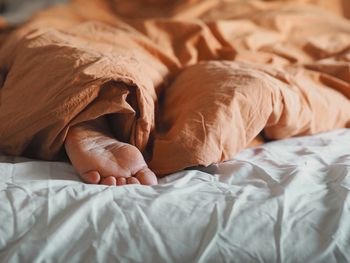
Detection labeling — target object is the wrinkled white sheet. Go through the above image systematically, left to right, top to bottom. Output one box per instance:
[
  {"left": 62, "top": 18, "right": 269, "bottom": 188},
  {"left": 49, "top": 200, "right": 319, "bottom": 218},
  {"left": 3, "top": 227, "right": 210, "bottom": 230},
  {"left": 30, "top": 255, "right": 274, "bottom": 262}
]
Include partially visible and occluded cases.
[{"left": 1, "top": 129, "right": 350, "bottom": 262}]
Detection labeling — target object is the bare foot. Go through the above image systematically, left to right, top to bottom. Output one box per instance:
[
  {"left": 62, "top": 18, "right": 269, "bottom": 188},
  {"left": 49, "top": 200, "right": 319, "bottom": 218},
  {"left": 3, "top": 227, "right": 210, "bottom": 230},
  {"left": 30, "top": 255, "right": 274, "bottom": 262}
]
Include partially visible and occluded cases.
[{"left": 64, "top": 117, "right": 158, "bottom": 186}]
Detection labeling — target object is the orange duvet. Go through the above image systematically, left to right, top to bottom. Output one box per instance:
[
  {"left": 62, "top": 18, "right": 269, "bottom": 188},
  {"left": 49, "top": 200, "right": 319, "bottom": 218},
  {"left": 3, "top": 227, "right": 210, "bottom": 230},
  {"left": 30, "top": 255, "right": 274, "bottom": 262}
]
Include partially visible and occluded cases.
[{"left": 0, "top": 0, "right": 349, "bottom": 175}]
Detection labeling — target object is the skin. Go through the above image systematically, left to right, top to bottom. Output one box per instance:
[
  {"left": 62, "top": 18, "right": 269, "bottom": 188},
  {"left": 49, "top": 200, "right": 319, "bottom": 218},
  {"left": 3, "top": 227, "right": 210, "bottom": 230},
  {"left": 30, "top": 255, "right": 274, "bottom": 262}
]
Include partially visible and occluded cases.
[{"left": 64, "top": 117, "right": 158, "bottom": 186}]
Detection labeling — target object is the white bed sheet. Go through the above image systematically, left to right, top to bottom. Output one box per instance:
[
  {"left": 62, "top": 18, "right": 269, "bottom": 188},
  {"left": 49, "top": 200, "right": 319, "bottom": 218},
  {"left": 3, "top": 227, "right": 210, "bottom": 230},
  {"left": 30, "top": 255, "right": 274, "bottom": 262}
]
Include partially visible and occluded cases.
[{"left": 1, "top": 129, "right": 350, "bottom": 262}]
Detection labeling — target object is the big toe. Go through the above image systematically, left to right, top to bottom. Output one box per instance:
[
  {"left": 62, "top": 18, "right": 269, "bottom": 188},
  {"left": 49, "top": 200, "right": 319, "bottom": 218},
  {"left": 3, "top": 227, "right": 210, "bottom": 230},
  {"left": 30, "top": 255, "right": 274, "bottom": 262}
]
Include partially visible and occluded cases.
[
  {"left": 135, "top": 168, "right": 158, "bottom": 185},
  {"left": 81, "top": 171, "right": 101, "bottom": 184}
]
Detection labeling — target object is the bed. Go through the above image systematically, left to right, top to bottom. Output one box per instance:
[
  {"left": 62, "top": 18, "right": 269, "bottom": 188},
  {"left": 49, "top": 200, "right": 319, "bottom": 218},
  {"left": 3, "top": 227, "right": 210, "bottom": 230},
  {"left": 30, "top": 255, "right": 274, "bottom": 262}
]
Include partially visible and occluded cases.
[
  {"left": 0, "top": 0, "right": 350, "bottom": 262},
  {"left": 1, "top": 129, "right": 350, "bottom": 262}
]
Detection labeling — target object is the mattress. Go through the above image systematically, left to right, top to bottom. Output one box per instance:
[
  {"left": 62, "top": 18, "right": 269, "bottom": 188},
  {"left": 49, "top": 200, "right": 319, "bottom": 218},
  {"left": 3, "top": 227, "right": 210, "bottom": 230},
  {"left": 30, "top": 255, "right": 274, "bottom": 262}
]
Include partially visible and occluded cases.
[{"left": 1, "top": 129, "right": 350, "bottom": 262}]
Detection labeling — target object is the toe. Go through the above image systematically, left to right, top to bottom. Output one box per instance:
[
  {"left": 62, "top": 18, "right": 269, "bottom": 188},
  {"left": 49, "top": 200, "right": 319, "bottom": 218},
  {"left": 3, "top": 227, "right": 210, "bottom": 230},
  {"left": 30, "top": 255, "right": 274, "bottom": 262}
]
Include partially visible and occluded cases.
[
  {"left": 135, "top": 168, "right": 158, "bottom": 185},
  {"left": 81, "top": 171, "right": 101, "bottom": 184},
  {"left": 100, "top": 176, "right": 117, "bottom": 186},
  {"left": 116, "top": 177, "right": 127, "bottom": 186},
  {"left": 127, "top": 177, "right": 140, "bottom": 184}
]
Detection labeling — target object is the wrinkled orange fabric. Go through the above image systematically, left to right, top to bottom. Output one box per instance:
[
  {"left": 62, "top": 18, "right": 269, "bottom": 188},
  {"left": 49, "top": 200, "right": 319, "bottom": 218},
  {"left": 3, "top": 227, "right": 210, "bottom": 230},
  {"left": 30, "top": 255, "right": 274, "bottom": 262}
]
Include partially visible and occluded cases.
[{"left": 0, "top": 0, "right": 349, "bottom": 175}]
